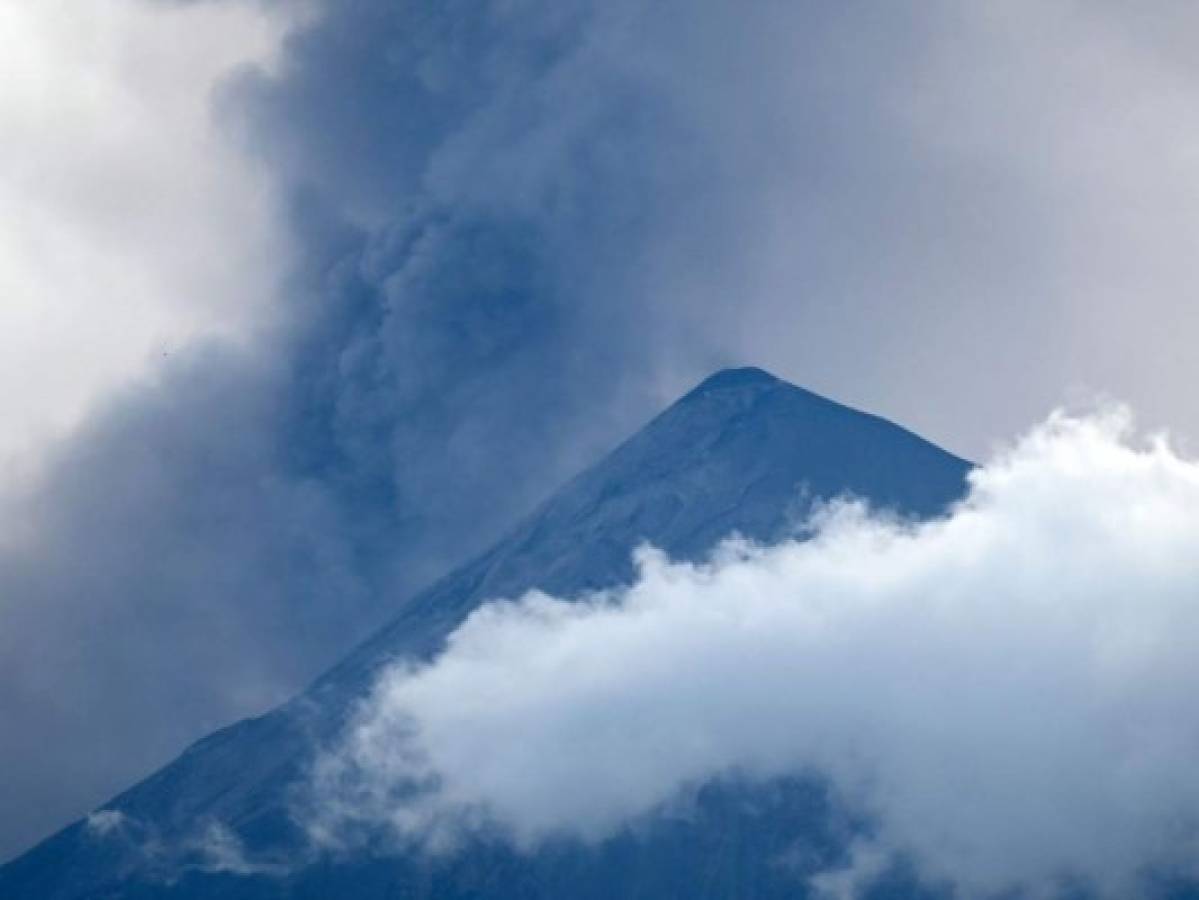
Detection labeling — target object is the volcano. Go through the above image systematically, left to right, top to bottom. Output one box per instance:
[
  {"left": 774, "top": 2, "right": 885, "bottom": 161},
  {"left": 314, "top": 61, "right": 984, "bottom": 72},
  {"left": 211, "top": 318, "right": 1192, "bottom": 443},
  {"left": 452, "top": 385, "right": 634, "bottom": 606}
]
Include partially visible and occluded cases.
[{"left": 0, "top": 368, "right": 971, "bottom": 899}]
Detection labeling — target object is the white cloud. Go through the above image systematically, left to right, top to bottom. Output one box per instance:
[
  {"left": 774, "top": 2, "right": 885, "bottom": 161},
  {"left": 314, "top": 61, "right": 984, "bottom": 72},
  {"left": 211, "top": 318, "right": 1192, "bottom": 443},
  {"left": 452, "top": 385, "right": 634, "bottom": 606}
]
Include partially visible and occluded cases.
[
  {"left": 0, "top": 0, "right": 295, "bottom": 481},
  {"left": 315, "top": 406, "right": 1199, "bottom": 898},
  {"left": 84, "top": 808, "right": 127, "bottom": 837},
  {"left": 83, "top": 810, "right": 291, "bottom": 880},
  {"left": 191, "top": 822, "right": 291, "bottom": 878},
  {"left": 808, "top": 839, "right": 892, "bottom": 900}
]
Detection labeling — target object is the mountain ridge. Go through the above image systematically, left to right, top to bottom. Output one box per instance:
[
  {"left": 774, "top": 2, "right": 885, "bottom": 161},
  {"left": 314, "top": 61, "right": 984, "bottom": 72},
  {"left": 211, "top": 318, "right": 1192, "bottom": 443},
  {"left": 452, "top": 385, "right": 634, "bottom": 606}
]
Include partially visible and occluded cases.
[{"left": 0, "top": 368, "right": 973, "bottom": 898}]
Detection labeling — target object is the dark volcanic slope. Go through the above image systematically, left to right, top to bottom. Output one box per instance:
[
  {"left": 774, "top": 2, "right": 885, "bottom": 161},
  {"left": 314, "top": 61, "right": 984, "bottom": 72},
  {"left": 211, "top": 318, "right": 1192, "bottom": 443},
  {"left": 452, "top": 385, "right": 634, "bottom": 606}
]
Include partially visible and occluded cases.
[{"left": 0, "top": 368, "right": 971, "bottom": 899}]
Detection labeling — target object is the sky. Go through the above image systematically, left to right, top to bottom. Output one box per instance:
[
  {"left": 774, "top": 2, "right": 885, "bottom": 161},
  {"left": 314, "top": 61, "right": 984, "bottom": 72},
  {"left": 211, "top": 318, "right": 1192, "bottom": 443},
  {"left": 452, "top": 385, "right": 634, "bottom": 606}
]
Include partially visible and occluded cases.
[{"left": 4, "top": 0, "right": 1199, "bottom": 865}]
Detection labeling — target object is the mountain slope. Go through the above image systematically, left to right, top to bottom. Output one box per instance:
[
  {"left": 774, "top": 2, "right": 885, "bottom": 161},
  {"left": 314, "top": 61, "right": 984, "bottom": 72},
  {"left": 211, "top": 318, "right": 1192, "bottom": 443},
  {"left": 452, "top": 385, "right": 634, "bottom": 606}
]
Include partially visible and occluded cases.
[{"left": 0, "top": 368, "right": 972, "bottom": 899}]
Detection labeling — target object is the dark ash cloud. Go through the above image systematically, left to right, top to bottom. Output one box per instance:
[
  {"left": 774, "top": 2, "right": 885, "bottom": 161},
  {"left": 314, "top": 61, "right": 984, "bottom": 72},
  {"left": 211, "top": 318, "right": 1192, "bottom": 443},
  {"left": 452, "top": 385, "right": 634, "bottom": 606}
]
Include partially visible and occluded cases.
[{"left": 8, "top": 0, "right": 1199, "bottom": 864}]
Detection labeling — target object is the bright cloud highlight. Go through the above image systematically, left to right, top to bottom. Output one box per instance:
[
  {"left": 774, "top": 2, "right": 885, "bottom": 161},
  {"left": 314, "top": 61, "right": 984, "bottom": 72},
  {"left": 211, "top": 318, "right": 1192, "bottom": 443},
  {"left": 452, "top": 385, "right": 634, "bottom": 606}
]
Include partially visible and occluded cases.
[
  {"left": 0, "top": 0, "right": 293, "bottom": 479},
  {"left": 315, "top": 408, "right": 1199, "bottom": 898}
]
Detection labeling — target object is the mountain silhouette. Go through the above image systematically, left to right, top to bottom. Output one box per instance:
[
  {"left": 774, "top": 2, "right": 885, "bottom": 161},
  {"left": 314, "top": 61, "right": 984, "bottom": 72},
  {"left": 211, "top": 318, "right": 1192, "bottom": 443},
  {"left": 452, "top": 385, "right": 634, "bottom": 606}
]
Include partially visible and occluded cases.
[{"left": 0, "top": 368, "right": 971, "bottom": 899}]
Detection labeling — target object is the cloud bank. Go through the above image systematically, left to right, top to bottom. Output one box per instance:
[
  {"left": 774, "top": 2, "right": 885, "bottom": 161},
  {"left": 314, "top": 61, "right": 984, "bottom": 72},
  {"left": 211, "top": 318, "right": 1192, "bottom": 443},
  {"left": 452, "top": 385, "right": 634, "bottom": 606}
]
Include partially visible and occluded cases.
[
  {"left": 0, "top": 0, "right": 292, "bottom": 480},
  {"left": 0, "top": 0, "right": 307, "bottom": 856},
  {"left": 11, "top": 0, "right": 1199, "bottom": 866},
  {"left": 317, "top": 409, "right": 1199, "bottom": 898}
]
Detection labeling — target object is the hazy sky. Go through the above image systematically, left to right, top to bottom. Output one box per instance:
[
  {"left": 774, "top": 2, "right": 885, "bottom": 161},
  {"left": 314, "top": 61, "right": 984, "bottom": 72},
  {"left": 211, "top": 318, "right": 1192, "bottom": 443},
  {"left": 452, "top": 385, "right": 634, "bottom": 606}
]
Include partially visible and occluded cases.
[{"left": 4, "top": 0, "right": 1199, "bottom": 862}]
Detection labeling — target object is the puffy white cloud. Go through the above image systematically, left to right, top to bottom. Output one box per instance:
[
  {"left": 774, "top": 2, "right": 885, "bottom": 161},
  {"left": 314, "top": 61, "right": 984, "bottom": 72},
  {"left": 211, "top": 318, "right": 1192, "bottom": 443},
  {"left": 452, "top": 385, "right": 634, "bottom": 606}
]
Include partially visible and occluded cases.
[
  {"left": 0, "top": 0, "right": 294, "bottom": 481},
  {"left": 316, "top": 407, "right": 1199, "bottom": 898}
]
